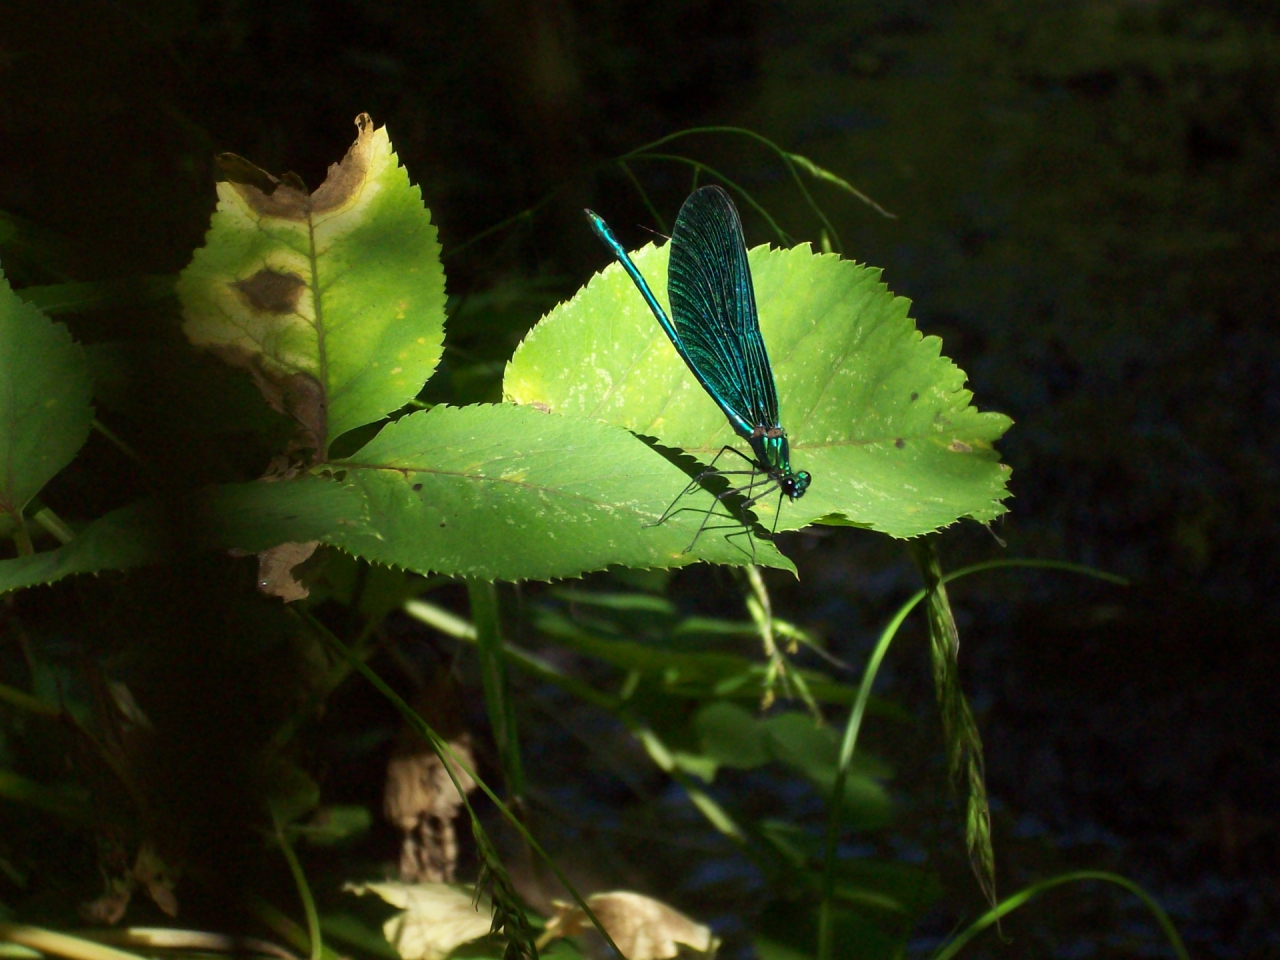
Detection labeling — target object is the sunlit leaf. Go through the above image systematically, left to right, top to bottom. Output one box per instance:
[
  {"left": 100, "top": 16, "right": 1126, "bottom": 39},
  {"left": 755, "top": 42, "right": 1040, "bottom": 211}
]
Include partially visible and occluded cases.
[
  {"left": 178, "top": 113, "right": 446, "bottom": 453},
  {"left": 505, "top": 242, "right": 1011, "bottom": 538},
  {"left": 206, "top": 404, "right": 793, "bottom": 581}
]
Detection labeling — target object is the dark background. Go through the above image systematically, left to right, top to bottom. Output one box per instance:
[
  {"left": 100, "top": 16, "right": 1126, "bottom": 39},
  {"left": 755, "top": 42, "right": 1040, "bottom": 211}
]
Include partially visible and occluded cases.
[{"left": 2, "top": 0, "right": 1278, "bottom": 957}]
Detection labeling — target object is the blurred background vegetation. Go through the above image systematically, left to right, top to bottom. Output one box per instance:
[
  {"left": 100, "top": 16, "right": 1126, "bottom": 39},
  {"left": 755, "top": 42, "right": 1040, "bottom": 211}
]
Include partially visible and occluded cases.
[{"left": 1, "top": 0, "right": 1277, "bottom": 957}]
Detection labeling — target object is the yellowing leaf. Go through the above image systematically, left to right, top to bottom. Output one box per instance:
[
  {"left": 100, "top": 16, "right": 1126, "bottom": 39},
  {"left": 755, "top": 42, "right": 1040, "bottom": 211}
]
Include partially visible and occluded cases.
[{"left": 178, "top": 113, "right": 446, "bottom": 455}]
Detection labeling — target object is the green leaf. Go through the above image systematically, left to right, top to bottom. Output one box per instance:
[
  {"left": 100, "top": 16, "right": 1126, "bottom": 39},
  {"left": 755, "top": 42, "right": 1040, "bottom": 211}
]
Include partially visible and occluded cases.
[
  {"left": 177, "top": 114, "right": 446, "bottom": 452},
  {"left": 505, "top": 242, "right": 1011, "bottom": 538},
  {"left": 0, "top": 267, "right": 93, "bottom": 520},
  {"left": 17, "top": 274, "right": 175, "bottom": 315},
  {"left": 207, "top": 404, "right": 793, "bottom": 581},
  {"left": 0, "top": 502, "right": 163, "bottom": 592},
  {"left": 536, "top": 611, "right": 777, "bottom": 693},
  {"left": 694, "top": 702, "right": 770, "bottom": 769},
  {"left": 689, "top": 703, "right": 895, "bottom": 826},
  {"left": 690, "top": 704, "right": 892, "bottom": 827},
  {"left": 761, "top": 712, "right": 892, "bottom": 785},
  {"left": 763, "top": 713, "right": 893, "bottom": 828},
  {"left": 670, "top": 751, "right": 719, "bottom": 782},
  {"left": 264, "top": 756, "right": 321, "bottom": 826},
  {"left": 0, "top": 768, "right": 91, "bottom": 824},
  {"left": 292, "top": 805, "right": 373, "bottom": 846},
  {"left": 830, "top": 860, "right": 941, "bottom": 917},
  {"left": 758, "top": 899, "right": 900, "bottom": 960},
  {"left": 321, "top": 913, "right": 402, "bottom": 960}
]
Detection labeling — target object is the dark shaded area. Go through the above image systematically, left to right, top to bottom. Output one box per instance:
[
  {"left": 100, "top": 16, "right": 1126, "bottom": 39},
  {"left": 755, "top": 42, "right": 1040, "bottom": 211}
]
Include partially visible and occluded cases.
[{"left": 1, "top": 1, "right": 1277, "bottom": 958}]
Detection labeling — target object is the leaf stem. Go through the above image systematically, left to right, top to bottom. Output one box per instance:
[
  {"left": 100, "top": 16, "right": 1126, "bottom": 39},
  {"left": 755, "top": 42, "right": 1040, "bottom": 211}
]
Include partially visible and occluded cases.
[
  {"left": 627, "top": 154, "right": 793, "bottom": 246},
  {"left": 617, "top": 161, "right": 668, "bottom": 235},
  {"left": 91, "top": 418, "right": 146, "bottom": 469},
  {"left": 29, "top": 503, "right": 74, "bottom": 544},
  {"left": 10, "top": 522, "right": 33, "bottom": 557},
  {"left": 467, "top": 579, "right": 526, "bottom": 802},
  {"left": 271, "top": 811, "right": 323, "bottom": 960}
]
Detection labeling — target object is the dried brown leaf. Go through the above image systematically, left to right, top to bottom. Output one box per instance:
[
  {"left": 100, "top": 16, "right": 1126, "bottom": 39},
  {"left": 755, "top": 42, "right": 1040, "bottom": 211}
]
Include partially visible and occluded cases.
[{"left": 256, "top": 540, "right": 320, "bottom": 602}]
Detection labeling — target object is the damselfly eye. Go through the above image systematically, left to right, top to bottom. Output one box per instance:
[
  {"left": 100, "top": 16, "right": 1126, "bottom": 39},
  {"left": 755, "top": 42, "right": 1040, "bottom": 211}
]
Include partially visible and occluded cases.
[{"left": 783, "top": 471, "right": 811, "bottom": 500}]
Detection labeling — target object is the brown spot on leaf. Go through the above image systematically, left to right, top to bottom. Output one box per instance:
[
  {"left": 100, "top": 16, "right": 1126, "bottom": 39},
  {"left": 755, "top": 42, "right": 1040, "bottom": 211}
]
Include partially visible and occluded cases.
[
  {"left": 232, "top": 269, "right": 306, "bottom": 314},
  {"left": 281, "top": 372, "right": 327, "bottom": 448},
  {"left": 895, "top": 437, "right": 905, "bottom": 448},
  {"left": 949, "top": 439, "right": 973, "bottom": 453}
]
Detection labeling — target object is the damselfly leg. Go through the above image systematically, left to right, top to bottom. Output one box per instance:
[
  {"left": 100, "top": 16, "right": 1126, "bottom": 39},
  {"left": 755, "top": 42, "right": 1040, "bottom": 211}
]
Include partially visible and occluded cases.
[{"left": 646, "top": 445, "right": 783, "bottom": 557}]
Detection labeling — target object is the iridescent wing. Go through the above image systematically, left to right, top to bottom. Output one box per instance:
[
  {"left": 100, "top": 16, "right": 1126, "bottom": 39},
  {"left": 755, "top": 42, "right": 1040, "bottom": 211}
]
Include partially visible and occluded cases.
[{"left": 666, "top": 186, "right": 779, "bottom": 439}]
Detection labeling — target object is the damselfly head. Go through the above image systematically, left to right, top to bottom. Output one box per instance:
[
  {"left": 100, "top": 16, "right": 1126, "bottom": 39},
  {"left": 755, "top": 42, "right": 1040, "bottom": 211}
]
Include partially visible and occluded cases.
[{"left": 782, "top": 470, "right": 811, "bottom": 500}]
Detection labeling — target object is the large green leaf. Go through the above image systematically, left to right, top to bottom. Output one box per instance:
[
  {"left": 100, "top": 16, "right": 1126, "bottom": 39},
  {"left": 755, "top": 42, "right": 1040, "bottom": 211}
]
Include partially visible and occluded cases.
[
  {"left": 177, "top": 113, "right": 446, "bottom": 453},
  {"left": 504, "top": 242, "right": 1011, "bottom": 538},
  {"left": 0, "top": 267, "right": 93, "bottom": 520},
  {"left": 208, "top": 404, "right": 792, "bottom": 581}
]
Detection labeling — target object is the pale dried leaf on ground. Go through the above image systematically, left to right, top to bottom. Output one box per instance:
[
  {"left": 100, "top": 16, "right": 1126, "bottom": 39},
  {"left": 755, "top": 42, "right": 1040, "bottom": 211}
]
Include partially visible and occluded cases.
[
  {"left": 345, "top": 881, "right": 493, "bottom": 960},
  {"left": 542, "top": 891, "right": 719, "bottom": 960}
]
